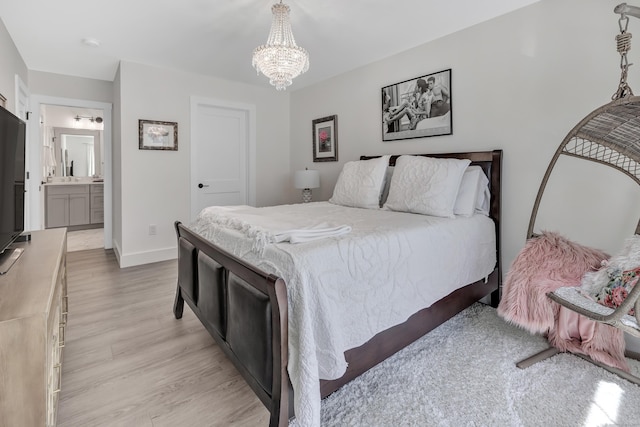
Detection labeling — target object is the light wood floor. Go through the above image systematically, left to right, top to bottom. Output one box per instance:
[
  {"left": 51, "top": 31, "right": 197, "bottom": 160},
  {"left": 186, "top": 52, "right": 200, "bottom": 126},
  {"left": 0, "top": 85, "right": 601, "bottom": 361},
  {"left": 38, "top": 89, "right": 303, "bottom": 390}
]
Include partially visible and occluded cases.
[
  {"left": 66, "top": 228, "right": 104, "bottom": 252},
  {"left": 58, "top": 249, "right": 270, "bottom": 426}
]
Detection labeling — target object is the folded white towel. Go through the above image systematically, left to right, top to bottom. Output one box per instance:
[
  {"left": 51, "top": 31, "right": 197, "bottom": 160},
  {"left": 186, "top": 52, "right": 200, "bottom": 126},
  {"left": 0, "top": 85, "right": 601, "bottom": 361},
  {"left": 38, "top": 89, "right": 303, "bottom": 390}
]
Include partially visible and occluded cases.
[
  {"left": 193, "top": 206, "right": 352, "bottom": 253},
  {"left": 273, "top": 224, "right": 352, "bottom": 244}
]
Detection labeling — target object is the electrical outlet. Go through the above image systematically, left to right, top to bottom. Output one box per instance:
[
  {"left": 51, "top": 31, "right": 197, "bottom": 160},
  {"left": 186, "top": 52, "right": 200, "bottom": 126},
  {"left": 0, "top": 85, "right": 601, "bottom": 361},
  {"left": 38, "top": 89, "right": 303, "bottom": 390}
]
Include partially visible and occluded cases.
[{"left": 149, "top": 224, "right": 157, "bottom": 235}]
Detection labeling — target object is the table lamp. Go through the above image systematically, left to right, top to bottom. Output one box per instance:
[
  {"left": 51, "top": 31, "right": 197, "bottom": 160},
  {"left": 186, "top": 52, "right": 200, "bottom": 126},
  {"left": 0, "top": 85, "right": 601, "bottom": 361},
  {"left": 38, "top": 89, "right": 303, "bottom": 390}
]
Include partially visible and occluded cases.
[{"left": 294, "top": 168, "right": 320, "bottom": 203}]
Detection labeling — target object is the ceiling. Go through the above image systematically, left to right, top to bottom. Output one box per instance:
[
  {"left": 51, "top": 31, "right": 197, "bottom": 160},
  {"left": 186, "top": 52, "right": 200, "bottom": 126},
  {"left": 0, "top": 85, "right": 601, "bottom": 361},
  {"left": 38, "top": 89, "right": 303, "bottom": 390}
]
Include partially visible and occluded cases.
[{"left": 1, "top": 0, "right": 540, "bottom": 91}]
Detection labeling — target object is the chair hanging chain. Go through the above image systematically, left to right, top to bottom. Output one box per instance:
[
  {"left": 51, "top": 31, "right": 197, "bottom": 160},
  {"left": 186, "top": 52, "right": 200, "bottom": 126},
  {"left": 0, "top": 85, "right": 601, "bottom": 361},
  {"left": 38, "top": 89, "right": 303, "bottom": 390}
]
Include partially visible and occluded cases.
[{"left": 613, "top": 13, "right": 635, "bottom": 99}]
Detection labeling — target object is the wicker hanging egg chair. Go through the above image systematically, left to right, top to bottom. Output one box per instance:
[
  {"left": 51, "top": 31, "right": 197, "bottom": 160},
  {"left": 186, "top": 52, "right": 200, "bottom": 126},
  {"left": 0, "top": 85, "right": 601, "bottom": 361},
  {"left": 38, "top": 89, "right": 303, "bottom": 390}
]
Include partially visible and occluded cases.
[
  {"left": 518, "top": 3, "right": 640, "bottom": 384},
  {"left": 527, "top": 96, "right": 640, "bottom": 239}
]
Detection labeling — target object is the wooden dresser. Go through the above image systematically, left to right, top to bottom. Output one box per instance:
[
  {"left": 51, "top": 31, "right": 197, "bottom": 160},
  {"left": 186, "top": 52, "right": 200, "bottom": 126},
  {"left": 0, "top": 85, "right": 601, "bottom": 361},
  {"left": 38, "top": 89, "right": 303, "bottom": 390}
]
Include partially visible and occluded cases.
[{"left": 0, "top": 228, "right": 68, "bottom": 426}]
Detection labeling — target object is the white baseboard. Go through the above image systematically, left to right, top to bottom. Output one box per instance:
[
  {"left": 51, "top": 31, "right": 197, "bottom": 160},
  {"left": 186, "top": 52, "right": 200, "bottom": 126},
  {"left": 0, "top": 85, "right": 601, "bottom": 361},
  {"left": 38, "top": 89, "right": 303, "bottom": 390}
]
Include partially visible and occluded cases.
[
  {"left": 112, "top": 240, "right": 123, "bottom": 266},
  {"left": 117, "top": 246, "right": 177, "bottom": 268}
]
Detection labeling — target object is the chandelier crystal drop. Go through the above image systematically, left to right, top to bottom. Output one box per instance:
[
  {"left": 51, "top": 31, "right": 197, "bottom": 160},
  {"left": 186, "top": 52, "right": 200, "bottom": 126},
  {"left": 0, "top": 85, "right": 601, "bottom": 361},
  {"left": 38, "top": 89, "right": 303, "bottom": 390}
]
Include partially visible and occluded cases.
[{"left": 252, "top": 1, "right": 309, "bottom": 90}]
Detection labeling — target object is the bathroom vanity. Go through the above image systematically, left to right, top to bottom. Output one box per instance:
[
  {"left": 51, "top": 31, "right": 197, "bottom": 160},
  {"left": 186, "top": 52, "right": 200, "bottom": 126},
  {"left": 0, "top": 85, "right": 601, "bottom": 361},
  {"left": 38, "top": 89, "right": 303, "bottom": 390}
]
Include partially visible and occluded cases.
[{"left": 45, "top": 182, "right": 103, "bottom": 229}]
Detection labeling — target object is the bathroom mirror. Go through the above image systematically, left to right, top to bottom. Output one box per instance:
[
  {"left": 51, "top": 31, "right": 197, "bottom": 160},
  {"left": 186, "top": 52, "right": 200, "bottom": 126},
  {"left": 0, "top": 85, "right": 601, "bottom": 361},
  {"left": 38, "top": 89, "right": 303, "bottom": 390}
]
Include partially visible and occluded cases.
[{"left": 52, "top": 128, "right": 102, "bottom": 177}]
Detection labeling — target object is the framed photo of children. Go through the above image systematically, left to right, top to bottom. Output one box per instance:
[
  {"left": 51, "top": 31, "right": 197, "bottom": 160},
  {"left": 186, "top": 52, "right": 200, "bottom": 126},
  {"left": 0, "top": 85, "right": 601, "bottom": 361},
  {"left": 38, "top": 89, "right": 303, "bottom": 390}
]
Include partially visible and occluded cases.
[
  {"left": 381, "top": 68, "right": 452, "bottom": 141},
  {"left": 312, "top": 115, "right": 338, "bottom": 162}
]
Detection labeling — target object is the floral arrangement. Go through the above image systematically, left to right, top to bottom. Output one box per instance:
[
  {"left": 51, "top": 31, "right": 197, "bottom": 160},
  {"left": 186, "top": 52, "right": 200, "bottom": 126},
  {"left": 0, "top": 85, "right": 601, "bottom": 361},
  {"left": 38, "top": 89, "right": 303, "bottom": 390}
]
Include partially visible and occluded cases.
[{"left": 319, "top": 130, "right": 329, "bottom": 143}]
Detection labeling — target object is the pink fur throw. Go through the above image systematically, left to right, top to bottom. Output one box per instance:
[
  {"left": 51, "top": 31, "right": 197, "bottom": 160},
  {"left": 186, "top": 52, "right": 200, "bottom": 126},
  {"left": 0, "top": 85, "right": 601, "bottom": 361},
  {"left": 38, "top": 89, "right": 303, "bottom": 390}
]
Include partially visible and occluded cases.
[{"left": 498, "top": 231, "right": 629, "bottom": 371}]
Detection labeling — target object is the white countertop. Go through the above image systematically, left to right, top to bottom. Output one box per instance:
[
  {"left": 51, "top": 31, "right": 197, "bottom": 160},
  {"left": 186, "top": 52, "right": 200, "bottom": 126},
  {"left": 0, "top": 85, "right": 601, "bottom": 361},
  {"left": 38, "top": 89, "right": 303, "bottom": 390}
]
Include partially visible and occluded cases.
[{"left": 44, "top": 180, "right": 103, "bottom": 186}]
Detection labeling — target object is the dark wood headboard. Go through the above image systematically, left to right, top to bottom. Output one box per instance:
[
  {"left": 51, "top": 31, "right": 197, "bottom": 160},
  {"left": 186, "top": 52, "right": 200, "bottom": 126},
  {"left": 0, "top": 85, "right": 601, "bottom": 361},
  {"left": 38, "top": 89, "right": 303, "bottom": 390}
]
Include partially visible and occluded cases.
[
  {"left": 360, "top": 149, "right": 503, "bottom": 279},
  {"left": 360, "top": 150, "right": 501, "bottom": 222}
]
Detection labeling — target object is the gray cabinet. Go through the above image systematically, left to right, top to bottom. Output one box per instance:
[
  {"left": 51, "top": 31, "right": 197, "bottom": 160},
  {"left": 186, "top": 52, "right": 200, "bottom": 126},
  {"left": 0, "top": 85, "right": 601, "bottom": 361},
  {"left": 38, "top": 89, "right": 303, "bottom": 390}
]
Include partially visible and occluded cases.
[
  {"left": 46, "top": 184, "right": 100, "bottom": 229},
  {"left": 90, "top": 184, "right": 104, "bottom": 224},
  {"left": 46, "top": 193, "right": 70, "bottom": 228},
  {"left": 69, "top": 193, "right": 90, "bottom": 225}
]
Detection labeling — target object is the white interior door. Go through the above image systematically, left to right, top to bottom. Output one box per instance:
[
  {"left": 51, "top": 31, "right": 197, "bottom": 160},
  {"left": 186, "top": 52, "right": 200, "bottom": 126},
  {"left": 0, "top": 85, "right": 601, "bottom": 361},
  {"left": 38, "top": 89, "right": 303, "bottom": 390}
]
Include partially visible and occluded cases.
[{"left": 191, "top": 98, "right": 256, "bottom": 220}]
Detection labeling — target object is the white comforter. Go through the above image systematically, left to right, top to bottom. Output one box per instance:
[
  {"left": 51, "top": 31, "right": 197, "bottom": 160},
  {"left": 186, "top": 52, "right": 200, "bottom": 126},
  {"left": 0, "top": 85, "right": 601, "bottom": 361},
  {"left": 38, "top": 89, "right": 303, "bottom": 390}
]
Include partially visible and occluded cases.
[{"left": 190, "top": 202, "right": 496, "bottom": 427}]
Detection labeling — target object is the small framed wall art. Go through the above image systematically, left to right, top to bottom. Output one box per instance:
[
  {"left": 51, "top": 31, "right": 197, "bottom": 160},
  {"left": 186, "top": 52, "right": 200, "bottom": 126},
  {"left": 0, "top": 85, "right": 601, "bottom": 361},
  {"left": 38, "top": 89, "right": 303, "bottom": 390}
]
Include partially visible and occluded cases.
[
  {"left": 382, "top": 68, "right": 452, "bottom": 141},
  {"left": 312, "top": 115, "right": 338, "bottom": 162},
  {"left": 139, "top": 119, "right": 178, "bottom": 151}
]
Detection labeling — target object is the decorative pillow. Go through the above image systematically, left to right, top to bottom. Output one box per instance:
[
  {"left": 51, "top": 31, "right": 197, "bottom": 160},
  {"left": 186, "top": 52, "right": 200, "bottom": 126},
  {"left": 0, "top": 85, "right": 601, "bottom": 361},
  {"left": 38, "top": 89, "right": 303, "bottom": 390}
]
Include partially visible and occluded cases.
[
  {"left": 329, "top": 155, "right": 390, "bottom": 209},
  {"left": 383, "top": 155, "right": 471, "bottom": 218},
  {"left": 453, "top": 166, "right": 490, "bottom": 217},
  {"left": 580, "top": 235, "right": 640, "bottom": 315},
  {"left": 593, "top": 267, "right": 639, "bottom": 315}
]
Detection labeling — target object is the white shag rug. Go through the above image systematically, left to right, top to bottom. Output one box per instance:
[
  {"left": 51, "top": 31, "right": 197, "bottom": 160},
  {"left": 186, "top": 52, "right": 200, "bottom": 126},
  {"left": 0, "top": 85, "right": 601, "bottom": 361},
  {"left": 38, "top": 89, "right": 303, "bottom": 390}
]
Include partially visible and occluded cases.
[{"left": 291, "top": 303, "right": 640, "bottom": 427}]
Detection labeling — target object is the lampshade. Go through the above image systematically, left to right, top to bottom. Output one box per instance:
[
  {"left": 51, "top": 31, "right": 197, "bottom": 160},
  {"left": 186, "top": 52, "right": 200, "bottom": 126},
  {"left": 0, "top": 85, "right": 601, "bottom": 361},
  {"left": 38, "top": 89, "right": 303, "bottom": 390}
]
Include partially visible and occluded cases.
[
  {"left": 252, "top": 1, "right": 309, "bottom": 90},
  {"left": 294, "top": 169, "right": 319, "bottom": 189}
]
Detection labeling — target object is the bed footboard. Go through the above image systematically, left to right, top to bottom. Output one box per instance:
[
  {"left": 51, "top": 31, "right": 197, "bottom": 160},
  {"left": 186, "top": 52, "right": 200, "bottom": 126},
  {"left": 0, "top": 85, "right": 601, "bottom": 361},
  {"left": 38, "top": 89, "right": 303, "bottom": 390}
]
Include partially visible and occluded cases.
[{"left": 173, "top": 221, "right": 289, "bottom": 427}]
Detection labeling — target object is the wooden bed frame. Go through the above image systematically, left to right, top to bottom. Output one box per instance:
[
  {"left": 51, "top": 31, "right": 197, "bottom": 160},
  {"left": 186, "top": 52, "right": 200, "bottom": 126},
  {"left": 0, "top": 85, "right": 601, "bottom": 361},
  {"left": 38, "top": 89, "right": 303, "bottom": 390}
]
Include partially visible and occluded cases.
[{"left": 173, "top": 149, "right": 502, "bottom": 426}]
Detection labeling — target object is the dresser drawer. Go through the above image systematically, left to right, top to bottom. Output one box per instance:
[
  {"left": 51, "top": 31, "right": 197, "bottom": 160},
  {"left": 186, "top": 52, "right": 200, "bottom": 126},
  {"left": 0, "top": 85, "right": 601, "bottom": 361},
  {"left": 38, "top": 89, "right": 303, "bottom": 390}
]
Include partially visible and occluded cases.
[{"left": 0, "top": 229, "right": 67, "bottom": 426}]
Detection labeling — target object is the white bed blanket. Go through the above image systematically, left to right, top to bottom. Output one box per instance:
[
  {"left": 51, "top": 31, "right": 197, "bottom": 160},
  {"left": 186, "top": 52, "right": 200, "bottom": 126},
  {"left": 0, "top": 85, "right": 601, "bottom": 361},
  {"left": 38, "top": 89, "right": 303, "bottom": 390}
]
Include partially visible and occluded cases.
[
  {"left": 191, "top": 202, "right": 496, "bottom": 427},
  {"left": 192, "top": 204, "right": 351, "bottom": 252}
]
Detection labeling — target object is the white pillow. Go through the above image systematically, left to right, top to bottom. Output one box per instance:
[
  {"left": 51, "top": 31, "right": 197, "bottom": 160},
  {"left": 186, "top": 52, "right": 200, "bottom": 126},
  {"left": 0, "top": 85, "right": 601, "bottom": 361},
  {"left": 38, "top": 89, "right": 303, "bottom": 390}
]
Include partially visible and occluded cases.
[
  {"left": 329, "top": 155, "right": 390, "bottom": 209},
  {"left": 383, "top": 155, "right": 471, "bottom": 218},
  {"left": 454, "top": 166, "right": 490, "bottom": 217}
]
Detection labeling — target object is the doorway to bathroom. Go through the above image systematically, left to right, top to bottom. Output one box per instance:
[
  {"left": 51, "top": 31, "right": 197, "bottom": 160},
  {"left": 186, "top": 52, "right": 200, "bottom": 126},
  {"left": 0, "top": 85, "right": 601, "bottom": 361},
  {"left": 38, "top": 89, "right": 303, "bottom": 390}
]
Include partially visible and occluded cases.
[{"left": 27, "top": 95, "right": 113, "bottom": 249}]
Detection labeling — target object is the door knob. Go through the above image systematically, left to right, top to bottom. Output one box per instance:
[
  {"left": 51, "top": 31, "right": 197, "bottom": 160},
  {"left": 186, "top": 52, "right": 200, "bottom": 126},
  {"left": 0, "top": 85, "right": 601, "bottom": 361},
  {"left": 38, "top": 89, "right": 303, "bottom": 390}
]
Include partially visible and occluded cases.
[{"left": 198, "top": 183, "right": 209, "bottom": 188}]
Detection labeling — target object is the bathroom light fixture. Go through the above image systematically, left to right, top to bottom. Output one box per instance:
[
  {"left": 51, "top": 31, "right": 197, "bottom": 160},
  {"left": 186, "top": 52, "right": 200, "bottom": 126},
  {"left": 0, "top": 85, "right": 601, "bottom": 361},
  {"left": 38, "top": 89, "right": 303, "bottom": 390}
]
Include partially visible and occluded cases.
[
  {"left": 252, "top": 0, "right": 309, "bottom": 90},
  {"left": 73, "top": 115, "right": 103, "bottom": 129},
  {"left": 74, "top": 115, "right": 102, "bottom": 123},
  {"left": 294, "top": 168, "right": 319, "bottom": 203}
]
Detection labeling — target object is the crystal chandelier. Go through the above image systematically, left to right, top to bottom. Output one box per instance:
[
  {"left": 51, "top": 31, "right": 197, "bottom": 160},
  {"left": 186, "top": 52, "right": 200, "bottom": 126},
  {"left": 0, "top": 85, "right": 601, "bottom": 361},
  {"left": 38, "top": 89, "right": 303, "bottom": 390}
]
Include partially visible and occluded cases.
[{"left": 252, "top": 0, "right": 309, "bottom": 90}]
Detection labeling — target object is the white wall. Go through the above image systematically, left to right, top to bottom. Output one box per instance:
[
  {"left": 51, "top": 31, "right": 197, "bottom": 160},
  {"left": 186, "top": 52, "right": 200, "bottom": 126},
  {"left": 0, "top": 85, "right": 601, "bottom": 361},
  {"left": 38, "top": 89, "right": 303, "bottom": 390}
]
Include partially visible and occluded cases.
[
  {"left": 290, "top": 0, "right": 640, "bottom": 275},
  {"left": 0, "top": 17, "right": 27, "bottom": 112},
  {"left": 115, "top": 61, "right": 290, "bottom": 267},
  {"left": 28, "top": 71, "right": 113, "bottom": 104}
]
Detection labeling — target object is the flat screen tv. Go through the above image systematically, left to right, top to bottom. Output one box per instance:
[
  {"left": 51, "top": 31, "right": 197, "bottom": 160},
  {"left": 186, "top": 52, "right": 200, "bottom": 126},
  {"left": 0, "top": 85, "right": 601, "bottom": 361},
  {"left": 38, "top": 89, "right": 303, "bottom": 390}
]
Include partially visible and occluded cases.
[{"left": 0, "top": 107, "right": 26, "bottom": 257}]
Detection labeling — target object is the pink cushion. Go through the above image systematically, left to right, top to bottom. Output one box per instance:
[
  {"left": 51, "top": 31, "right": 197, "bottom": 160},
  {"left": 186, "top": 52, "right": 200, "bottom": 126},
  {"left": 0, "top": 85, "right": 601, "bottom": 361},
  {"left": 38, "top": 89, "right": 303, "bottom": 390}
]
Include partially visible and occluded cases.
[
  {"left": 498, "top": 231, "right": 629, "bottom": 372},
  {"left": 498, "top": 231, "right": 607, "bottom": 334}
]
